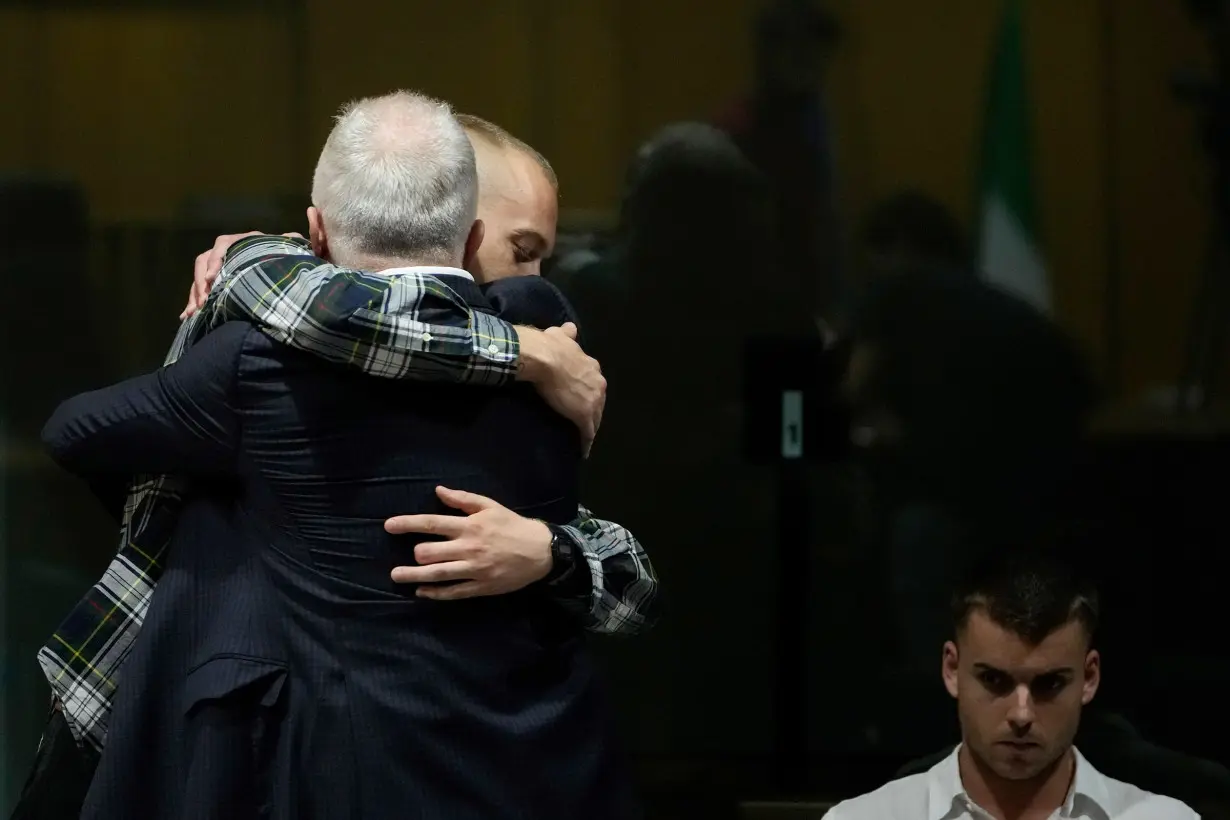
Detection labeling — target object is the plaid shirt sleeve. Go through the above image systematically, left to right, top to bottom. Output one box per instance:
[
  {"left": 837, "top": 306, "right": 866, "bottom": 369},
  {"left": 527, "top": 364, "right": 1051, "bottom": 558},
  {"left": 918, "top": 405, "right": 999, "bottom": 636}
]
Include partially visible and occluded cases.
[
  {"left": 206, "top": 235, "right": 521, "bottom": 385},
  {"left": 546, "top": 506, "right": 661, "bottom": 636}
]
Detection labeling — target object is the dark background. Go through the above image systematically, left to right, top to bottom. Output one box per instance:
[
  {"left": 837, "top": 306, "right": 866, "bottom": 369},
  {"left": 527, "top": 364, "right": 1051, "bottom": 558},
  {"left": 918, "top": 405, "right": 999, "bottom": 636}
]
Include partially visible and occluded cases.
[{"left": 3, "top": 0, "right": 1229, "bottom": 816}]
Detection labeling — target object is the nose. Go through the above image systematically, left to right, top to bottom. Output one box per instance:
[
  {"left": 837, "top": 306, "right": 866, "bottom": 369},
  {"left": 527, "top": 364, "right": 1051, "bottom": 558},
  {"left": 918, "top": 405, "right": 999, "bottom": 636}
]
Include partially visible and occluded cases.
[{"left": 1006, "top": 684, "right": 1035, "bottom": 734}]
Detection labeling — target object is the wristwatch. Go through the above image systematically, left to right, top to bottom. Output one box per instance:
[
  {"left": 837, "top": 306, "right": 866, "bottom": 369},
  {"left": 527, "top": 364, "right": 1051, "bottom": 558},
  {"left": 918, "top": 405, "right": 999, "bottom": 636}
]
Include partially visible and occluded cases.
[{"left": 542, "top": 522, "right": 580, "bottom": 586}]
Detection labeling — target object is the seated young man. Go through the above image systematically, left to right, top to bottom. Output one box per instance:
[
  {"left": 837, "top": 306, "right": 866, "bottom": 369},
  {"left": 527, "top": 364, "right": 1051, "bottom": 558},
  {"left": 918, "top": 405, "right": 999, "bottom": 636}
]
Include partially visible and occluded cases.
[{"left": 824, "top": 550, "right": 1199, "bottom": 819}]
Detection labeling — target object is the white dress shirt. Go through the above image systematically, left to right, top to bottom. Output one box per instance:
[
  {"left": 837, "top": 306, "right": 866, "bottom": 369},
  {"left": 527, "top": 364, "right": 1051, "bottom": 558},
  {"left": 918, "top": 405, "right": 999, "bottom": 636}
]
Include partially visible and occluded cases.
[{"left": 823, "top": 745, "right": 1199, "bottom": 820}]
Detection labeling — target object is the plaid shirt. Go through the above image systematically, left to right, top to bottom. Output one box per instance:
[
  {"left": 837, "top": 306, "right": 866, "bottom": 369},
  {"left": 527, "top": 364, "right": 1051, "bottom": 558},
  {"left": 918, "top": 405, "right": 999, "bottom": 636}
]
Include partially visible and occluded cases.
[{"left": 40, "top": 235, "right": 659, "bottom": 751}]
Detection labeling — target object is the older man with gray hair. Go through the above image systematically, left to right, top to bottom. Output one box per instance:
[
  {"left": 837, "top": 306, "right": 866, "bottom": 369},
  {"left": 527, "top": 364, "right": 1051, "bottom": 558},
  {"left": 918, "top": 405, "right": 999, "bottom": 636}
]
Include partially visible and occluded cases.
[
  {"left": 27, "top": 90, "right": 644, "bottom": 820},
  {"left": 309, "top": 92, "right": 483, "bottom": 269}
]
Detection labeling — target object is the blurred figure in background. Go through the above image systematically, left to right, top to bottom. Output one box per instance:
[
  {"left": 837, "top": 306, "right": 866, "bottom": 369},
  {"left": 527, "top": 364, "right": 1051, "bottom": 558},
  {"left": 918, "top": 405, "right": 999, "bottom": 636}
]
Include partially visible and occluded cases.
[
  {"left": 717, "top": 0, "right": 843, "bottom": 316},
  {"left": 562, "top": 121, "right": 817, "bottom": 767},
  {"left": 571, "top": 121, "right": 815, "bottom": 446},
  {"left": 819, "top": 188, "right": 972, "bottom": 341},
  {"left": 856, "top": 189, "right": 972, "bottom": 281},
  {"left": 844, "top": 259, "right": 1097, "bottom": 756}
]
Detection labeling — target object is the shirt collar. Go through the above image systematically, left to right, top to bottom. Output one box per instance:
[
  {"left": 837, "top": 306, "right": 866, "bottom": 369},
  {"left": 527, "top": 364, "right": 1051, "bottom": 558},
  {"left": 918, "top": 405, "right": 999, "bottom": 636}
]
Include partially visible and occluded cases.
[
  {"left": 377, "top": 265, "right": 474, "bottom": 281},
  {"left": 928, "top": 745, "right": 1111, "bottom": 820},
  {"left": 927, "top": 747, "right": 967, "bottom": 820},
  {"left": 1064, "top": 747, "right": 1113, "bottom": 818}
]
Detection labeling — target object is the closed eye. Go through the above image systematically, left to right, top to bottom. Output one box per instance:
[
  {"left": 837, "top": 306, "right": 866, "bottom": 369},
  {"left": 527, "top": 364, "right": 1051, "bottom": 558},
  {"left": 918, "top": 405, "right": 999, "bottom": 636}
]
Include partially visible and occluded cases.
[{"left": 510, "top": 229, "right": 549, "bottom": 264}]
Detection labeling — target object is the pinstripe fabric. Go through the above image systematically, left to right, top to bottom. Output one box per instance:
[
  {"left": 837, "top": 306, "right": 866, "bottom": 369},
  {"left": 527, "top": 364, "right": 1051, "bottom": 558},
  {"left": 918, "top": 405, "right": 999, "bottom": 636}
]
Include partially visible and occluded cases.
[
  {"left": 37, "top": 235, "right": 521, "bottom": 752},
  {"left": 38, "top": 235, "right": 660, "bottom": 753}
]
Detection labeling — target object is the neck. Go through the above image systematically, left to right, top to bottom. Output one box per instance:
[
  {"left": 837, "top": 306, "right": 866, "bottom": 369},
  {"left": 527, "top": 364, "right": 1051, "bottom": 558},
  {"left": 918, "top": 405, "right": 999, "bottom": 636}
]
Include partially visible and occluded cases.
[
  {"left": 331, "top": 252, "right": 461, "bottom": 272},
  {"left": 958, "top": 745, "right": 1075, "bottom": 820}
]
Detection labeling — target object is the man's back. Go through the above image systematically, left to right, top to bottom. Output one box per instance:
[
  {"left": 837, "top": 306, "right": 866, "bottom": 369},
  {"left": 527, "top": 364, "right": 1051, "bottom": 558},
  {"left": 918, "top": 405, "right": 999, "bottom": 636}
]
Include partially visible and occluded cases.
[
  {"left": 57, "top": 277, "right": 628, "bottom": 820},
  {"left": 234, "top": 323, "right": 599, "bottom": 818},
  {"left": 238, "top": 325, "right": 579, "bottom": 591}
]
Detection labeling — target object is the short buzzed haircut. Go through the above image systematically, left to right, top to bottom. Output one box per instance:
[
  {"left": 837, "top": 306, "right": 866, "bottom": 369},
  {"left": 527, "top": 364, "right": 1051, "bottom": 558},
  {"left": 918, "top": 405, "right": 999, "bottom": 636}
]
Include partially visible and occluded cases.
[
  {"left": 456, "top": 113, "right": 558, "bottom": 191},
  {"left": 952, "top": 548, "right": 1100, "bottom": 646}
]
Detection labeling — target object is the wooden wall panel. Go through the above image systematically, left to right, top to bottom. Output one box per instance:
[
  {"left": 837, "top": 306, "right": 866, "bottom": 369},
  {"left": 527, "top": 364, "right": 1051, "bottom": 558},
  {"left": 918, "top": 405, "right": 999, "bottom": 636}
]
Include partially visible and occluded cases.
[
  {"left": 0, "top": 0, "right": 1217, "bottom": 396},
  {"left": 301, "top": 0, "right": 536, "bottom": 175},
  {"left": 530, "top": 0, "right": 622, "bottom": 210},
  {"left": 615, "top": 0, "right": 752, "bottom": 153},
  {"left": 1026, "top": 0, "right": 1109, "bottom": 376},
  {"left": 1111, "top": 2, "right": 1210, "bottom": 395},
  {"left": 0, "top": 9, "right": 298, "bottom": 221},
  {"left": 0, "top": 9, "right": 43, "bottom": 169}
]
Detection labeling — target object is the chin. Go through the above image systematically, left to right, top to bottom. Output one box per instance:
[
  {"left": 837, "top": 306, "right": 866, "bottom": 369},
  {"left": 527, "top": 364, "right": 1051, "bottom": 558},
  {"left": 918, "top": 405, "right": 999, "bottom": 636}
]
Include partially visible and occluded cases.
[
  {"left": 989, "top": 747, "right": 1054, "bottom": 781},
  {"left": 992, "top": 761, "right": 1046, "bottom": 781}
]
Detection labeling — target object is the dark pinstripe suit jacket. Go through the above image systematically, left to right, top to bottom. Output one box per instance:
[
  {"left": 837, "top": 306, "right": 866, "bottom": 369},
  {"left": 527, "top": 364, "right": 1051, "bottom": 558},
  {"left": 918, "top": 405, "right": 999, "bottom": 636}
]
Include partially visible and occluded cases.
[{"left": 43, "top": 276, "right": 637, "bottom": 820}]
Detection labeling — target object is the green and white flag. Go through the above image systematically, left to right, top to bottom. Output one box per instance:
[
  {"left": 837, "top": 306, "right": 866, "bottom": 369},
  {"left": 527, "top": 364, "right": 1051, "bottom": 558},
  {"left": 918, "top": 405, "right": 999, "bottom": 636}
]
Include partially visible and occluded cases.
[{"left": 978, "top": 0, "right": 1050, "bottom": 313}]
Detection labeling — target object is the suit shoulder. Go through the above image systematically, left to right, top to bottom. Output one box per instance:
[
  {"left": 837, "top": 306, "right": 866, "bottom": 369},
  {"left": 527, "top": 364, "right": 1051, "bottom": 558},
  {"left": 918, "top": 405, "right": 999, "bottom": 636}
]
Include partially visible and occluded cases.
[
  {"left": 482, "top": 274, "right": 567, "bottom": 302},
  {"left": 481, "top": 276, "right": 577, "bottom": 331},
  {"left": 209, "top": 318, "right": 259, "bottom": 341},
  {"left": 197, "top": 319, "right": 266, "bottom": 362},
  {"left": 217, "top": 319, "right": 307, "bottom": 382},
  {"left": 176, "top": 320, "right": 259, "bottom": 380},
  {"left": 225, "top": 320, "right": 306, "bottom": 365},
  {"left": 822, "top": 771, "right": 932, "bottom": 818}
]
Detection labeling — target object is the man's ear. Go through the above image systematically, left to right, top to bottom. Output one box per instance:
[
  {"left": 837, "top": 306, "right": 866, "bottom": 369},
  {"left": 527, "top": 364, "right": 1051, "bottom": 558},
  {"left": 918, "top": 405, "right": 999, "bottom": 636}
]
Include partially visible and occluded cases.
[
  {"left": 307, "top": 206, "right": 330, "bottom": 261},
  {"left": 462, "top": 219, "right": 485, "bottom": 275},
  {"left": 942, "top": 641, "right": 961, "bottom": 699},
  {"left": 1081, "top": 649, "right": 1101, "bottom": 706}
]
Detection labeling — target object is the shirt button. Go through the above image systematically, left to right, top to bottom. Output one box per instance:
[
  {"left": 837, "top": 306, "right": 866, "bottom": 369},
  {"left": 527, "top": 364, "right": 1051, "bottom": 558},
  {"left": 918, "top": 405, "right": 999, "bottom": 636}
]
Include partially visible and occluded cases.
[
  {"left": 421, "top": 333, "right": 432, "bottom": 342},
  {"left": 488, "top": 344, "right": 499, "bottom": 353}
]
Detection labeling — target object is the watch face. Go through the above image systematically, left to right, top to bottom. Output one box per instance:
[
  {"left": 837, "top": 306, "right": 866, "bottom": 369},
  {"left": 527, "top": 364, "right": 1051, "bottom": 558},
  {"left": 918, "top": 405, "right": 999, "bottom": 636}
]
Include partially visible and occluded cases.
[{"left": 547, "top": 527, "right": 573, "bottom": 579}]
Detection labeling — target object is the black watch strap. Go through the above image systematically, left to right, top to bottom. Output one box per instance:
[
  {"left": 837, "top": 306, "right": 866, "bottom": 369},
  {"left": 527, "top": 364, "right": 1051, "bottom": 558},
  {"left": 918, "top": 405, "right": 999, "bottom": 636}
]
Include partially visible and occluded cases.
[
  {"left": 542, "top": 522, "right": 581, "bottom": 587},
  {"left": 543, "top": 523, "right": 570, "bottom": 580}
]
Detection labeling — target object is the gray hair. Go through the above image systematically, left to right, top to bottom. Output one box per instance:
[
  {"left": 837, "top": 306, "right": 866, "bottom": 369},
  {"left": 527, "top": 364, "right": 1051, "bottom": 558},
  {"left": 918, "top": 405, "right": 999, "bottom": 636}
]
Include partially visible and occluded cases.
[{"left": 311, "top": 91, "right": 478, "bottom": 265}]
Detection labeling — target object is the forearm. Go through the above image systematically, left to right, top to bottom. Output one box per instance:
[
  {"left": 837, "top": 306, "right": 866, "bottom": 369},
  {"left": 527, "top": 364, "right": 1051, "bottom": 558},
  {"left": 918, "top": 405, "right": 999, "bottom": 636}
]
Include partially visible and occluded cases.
[
  {"left": 211, "top": 236, "right": 525, "bottom": 385},
  {"left": 512, "top": 327, "right": 556, "bottom": 384},
  {"left": 547, "top": 507, "right": 661, "bottom": 636}
]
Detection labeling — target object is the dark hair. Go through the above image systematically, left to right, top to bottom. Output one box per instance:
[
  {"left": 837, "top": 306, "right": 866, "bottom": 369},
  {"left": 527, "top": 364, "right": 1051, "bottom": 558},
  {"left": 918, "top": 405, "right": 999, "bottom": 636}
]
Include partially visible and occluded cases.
[
  {"left": 618, "top": 122, "right": 771, "bottom": 253},
  {"left": 859, "top": 189, "right": 971, "bottom": 271},
  {"left": 846, "top": 265, "right": 1099, "bottom": 439},
  {"left": 952, "top": 549, "right": 1100, "bottom": 646}
]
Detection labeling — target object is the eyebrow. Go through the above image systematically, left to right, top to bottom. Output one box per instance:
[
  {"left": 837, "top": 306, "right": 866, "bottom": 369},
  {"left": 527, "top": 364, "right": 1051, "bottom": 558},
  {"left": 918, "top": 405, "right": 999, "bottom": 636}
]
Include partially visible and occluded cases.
[{"left": 973, "top": 662, "right": 1075, "bottom": 678}]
